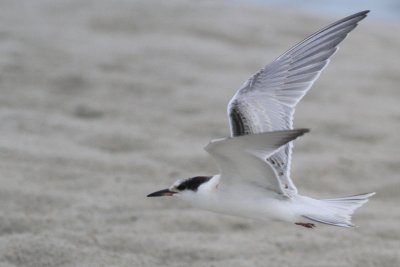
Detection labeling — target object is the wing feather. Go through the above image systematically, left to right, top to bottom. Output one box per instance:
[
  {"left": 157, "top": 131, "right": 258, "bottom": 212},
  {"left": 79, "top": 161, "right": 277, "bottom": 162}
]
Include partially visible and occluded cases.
[
  {"left": 227, "top": 11, "right": 369, "bottom": 197},
  {"left": 205, "top": 129, "right": 309, "bottom": 195}
]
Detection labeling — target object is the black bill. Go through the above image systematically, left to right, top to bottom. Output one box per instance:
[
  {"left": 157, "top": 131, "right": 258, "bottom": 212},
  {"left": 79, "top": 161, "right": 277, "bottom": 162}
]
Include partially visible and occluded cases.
[{"left": 147, "top": 188, "right": 176, "bottom": 197}]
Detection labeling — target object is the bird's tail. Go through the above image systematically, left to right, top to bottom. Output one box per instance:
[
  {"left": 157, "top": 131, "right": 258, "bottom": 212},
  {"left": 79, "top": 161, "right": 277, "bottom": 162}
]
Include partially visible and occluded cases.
[{"left": 300, "top": 192, "right": 376, "bottom": 227}]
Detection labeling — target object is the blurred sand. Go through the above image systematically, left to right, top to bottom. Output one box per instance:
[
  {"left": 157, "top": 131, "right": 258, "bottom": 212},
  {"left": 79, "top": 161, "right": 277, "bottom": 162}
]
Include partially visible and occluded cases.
[{"left": 0, "top": 0, "right": 399, "bottom": 266}]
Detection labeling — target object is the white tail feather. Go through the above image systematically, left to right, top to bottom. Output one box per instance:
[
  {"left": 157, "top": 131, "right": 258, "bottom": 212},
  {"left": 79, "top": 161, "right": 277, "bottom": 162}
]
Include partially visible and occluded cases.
[{"left": 301, "top": 192, "right": 376, "bottom": 227}]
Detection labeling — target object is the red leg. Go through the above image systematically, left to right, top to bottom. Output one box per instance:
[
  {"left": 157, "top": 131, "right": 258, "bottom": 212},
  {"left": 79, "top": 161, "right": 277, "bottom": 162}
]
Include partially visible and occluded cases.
[{"left": 295, "top": 222, "right": 315, "bottom": 228}]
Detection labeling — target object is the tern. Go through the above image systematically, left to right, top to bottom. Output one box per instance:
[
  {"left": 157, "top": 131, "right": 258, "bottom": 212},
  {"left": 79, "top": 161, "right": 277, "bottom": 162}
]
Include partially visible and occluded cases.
[{"left": 148, "top": 11, "right": 375, "bottom": 228}]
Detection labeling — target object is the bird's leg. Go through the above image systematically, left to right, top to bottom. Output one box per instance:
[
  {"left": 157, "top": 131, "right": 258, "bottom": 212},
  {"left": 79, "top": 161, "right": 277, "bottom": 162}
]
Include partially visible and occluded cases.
[{"left": 295, "top": 222, "right": 315, "bottom": 228}]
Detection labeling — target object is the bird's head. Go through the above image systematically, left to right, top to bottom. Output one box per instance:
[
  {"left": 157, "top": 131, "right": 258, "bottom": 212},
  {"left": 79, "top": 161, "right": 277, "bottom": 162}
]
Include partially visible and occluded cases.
[{"left": 147, "top": 176, "right": 213, "bottom": 197}]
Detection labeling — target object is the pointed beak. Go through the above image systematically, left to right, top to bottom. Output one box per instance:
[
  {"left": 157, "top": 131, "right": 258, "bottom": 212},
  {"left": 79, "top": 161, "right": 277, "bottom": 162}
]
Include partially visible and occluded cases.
[{"left": 147, "top": 188, "right": 177, "bottom": 197}]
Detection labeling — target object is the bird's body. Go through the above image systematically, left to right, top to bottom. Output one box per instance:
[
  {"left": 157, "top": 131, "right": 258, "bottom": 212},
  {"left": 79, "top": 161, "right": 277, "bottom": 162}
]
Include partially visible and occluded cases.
[
  {"left": 148, "top": 11, "right": 375, "bottom": 228},
  {"left": 178, "top": 174, "right": 373, "bottom": 228},
  {"left": 178, "top": 175, "right": 295, "bottom": 222}
]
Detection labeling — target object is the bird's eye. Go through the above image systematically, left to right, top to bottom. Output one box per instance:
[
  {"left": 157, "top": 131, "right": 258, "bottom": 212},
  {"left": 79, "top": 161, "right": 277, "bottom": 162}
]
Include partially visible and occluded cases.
[{"left": 176, "top": 184, "right": 185, "bottom": 191}]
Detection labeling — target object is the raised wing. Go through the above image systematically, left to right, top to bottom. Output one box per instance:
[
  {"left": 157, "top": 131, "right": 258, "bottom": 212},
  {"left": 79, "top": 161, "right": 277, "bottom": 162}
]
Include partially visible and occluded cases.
[
  {"left": 227, "top": 11, "right": 369, "bottom": 197},
  {"left": 205, "top": 129, "right": 309, "bottom": 195}
]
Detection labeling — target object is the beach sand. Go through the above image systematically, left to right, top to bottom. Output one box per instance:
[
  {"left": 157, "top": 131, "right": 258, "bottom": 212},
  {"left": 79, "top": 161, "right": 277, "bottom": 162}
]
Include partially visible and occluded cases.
[{"left": 0, "top": 0, "right": 399, "bottom": 266}]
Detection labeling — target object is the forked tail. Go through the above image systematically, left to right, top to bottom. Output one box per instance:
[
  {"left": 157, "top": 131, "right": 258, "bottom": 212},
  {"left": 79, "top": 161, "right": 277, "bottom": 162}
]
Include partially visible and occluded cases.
[{"left": 301, "top": 192, "right": 376, "bottom": 228}]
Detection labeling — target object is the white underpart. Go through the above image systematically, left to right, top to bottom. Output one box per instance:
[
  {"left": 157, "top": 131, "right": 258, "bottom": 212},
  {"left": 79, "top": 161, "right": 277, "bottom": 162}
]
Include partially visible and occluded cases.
[{"left": 178, "top": 174, "right": 375, "bottom": 227}]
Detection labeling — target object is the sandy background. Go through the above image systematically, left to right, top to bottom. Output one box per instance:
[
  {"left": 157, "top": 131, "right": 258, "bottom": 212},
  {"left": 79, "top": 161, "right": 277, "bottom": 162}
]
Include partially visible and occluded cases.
[{"left": 0, "top": 0, "right": 399, "bottom": 266}]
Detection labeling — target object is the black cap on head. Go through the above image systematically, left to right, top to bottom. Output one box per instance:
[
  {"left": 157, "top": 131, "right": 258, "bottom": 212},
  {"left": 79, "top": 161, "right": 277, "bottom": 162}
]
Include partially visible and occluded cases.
[
  {"left": 147, "top": 176, "right": 212, "bottom": 197},
  {"left": 176, "top": 176, "right": 212, "bottom": 192}
]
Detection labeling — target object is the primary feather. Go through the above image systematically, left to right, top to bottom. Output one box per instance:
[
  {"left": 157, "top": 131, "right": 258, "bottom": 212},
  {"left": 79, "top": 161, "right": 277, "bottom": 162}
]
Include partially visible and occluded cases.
[{"left": 227, "top": 10, "right": 369, "bottom": 197}]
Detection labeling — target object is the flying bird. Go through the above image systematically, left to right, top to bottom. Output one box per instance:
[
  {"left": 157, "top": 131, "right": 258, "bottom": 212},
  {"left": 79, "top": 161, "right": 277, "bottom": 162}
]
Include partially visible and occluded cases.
[{"left": 148, "top": 11, "right": 375, "bottom": 228}]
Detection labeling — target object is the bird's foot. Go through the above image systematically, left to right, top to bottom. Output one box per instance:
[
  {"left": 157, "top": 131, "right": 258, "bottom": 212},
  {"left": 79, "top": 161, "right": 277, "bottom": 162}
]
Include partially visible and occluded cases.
[{"left": 295, "top": 222, "right": 315, "bottom": 228}]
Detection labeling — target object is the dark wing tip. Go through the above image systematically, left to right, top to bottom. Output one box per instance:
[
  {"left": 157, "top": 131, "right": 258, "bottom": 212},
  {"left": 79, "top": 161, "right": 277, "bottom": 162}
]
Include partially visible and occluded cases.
[
  {"left": 341, "top": 10, "right": 370, "bottom": 24},
  {"left": 342, "top": 10, "right": 370, "bottom": 20},
  {"left": 355, "top": 10, "right": 370, "bottom": 15},
  {"left": 355, "top": 10, "right": 370, "bottom": 20},
  {"left": 277, "top": 128, "right": 310, "bottom": 146},
  {"left": 293, "top": 128, "right": 310, "bottom": 137},
  {"left": 297, "top": 128, "right": 310, "bottom": 134}
]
